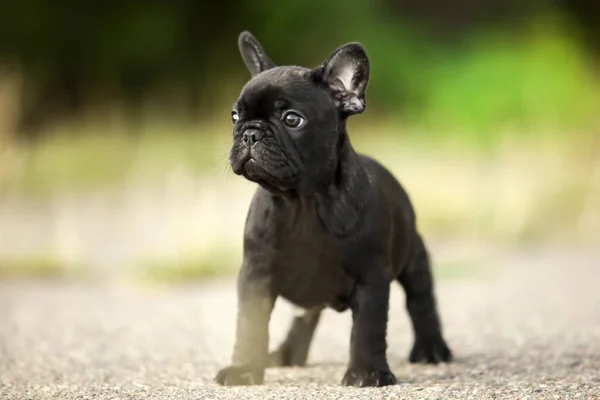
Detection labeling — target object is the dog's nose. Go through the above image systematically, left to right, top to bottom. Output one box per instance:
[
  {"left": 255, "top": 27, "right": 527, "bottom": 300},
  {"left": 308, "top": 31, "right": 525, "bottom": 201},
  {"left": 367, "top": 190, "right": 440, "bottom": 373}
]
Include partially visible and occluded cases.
[{"left": 242, "top": 129, "right": 264, "bottom": 147}]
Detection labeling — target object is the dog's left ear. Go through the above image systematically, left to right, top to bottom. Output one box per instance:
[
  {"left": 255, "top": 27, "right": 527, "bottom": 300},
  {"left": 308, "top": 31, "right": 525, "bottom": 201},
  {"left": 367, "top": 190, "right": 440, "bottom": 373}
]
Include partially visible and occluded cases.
[
  {"left": 238, "top": 31, "right": 276, "bottom": 77},
  {"left": 314, "top": 43, "right": 370, "bottom": 115}
]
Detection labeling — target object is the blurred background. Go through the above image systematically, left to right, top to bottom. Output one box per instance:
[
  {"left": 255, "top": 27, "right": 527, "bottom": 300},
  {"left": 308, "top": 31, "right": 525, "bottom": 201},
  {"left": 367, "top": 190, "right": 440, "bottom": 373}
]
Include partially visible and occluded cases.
[{"left": 0, "top": 0, "right": 598, "bottom": 283}]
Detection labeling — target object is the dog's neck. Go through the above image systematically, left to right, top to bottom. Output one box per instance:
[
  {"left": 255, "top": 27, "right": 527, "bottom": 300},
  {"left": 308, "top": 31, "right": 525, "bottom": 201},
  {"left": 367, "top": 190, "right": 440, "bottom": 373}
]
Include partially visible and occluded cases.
[
  {"left": 266, "top": 124, "right": 371, "bottom": 236},
  {"left": 313, "top": 127, "right": 371, "bottom": 236}
]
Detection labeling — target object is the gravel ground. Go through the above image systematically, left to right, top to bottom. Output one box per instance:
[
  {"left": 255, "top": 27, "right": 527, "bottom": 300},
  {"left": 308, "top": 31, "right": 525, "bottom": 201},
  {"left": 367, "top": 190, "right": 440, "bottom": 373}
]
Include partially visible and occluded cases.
[{"left": 1, "top": 246, "right": 599, "bottom": 399}]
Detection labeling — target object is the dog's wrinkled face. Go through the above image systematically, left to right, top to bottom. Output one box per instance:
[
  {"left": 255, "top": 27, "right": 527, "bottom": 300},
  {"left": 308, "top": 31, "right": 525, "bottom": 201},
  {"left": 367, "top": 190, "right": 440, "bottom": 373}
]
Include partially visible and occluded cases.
[
  {"left": 229, "top": 32, "right": 370, "bottom": 193},
  {"left": 230, "top": 67, "right": 337, "bottom": 192}
]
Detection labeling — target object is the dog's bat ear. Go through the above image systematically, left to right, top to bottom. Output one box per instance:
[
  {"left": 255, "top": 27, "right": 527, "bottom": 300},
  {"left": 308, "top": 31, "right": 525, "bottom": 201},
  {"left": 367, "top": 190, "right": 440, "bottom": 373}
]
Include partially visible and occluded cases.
[
  {"left": 238, "top": 31, "right": 276, "bottom": 77},
  {"left": 313, "top": 43, "right": 370, "bottom": 116}
]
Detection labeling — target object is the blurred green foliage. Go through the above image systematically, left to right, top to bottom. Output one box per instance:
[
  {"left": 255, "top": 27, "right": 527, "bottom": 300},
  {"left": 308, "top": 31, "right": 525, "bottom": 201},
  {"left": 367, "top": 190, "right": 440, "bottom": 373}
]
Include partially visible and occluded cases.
[{"left": 0, "top": 0, "right": 598, "bottom": 138}]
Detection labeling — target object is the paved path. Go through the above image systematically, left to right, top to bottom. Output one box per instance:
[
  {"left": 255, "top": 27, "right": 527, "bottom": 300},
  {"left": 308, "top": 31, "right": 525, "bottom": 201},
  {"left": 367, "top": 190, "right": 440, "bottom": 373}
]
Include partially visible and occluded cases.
[{"left": 1, "top": 247, "right": 599, "bottom": 399}]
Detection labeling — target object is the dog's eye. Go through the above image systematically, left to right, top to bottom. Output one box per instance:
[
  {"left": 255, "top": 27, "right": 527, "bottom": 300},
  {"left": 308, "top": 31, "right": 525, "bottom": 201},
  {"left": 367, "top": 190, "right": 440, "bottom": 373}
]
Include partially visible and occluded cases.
[
  {"left": 231, "top": 111, "right": 239, "bottom": 124},
  {"left": 283, "top": 112, "right": 304, "bottom": 128}
]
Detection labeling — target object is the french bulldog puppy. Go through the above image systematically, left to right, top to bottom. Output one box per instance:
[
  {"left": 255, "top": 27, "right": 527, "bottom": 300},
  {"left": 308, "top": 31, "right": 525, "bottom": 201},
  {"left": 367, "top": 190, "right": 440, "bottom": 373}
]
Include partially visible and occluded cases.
[{"left": 215, "top": 31, "right": 452, "bottom": 387}]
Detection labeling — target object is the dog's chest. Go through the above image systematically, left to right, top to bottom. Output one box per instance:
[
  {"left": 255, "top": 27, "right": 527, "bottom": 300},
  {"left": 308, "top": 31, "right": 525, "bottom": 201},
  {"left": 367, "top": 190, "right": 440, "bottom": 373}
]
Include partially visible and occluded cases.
[{"left": 272, "top": 213, "right": 354, "bottom": 311}]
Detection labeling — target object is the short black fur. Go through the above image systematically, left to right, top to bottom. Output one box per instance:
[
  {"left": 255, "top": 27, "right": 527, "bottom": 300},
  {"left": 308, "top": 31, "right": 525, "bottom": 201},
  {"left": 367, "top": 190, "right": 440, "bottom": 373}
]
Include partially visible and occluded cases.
[{"left": 215, "top": 31, "right": 452, "bottom": 388}]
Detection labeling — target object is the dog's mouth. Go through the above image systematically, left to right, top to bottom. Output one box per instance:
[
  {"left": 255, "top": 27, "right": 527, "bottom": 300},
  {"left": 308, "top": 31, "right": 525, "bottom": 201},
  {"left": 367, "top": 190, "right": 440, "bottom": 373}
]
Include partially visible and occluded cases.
[
  {"left": 230, "top": 146, "right": 299, "bottom": 188},
  {"left": 231, "top": 151, "right": 252, "bottom": 175}
]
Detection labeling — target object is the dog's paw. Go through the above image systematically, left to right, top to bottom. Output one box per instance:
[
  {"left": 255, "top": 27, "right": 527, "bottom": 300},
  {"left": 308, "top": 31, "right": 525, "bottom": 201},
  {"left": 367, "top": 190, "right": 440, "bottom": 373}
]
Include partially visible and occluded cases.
[
  {"left": 409, "top": 334, "right": 453, "bottom": 364},
  {"left": 214, "top": 365, "right": 264, "bottom": 386},
  {"left": 341, "top": 366, "right": 397, "bottom": 387}
]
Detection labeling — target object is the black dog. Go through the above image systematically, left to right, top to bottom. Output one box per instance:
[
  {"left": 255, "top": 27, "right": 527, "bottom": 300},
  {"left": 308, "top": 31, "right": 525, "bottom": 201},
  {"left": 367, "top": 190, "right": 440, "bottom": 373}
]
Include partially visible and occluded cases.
[{"left": 215, "top": 31, "right": 452, "bottom": 387}]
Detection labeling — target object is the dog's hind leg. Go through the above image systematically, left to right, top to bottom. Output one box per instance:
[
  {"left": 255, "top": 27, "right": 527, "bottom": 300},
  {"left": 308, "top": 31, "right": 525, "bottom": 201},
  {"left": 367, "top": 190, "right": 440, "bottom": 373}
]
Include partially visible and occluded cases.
[
  {"left": 396, "top": 234, "right": 452, "bottom": 364},
  {"left": 269, "top": 307, "right": 322, "bottom": 367}
]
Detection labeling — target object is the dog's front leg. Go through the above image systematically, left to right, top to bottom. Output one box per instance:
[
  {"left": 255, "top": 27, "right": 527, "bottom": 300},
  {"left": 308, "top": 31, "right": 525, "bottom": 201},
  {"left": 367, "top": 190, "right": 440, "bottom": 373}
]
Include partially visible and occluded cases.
[
  {"left": 215, "top": 268, "right": 275, "bottom": 386},
  {"left": 342, "top": 270, "right": 397, "bottom": 387}
]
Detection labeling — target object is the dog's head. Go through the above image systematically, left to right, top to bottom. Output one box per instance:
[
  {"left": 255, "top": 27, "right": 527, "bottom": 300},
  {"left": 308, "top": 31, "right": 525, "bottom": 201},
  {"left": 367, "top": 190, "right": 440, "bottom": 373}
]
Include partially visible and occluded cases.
[{"left": 229, "top": 31, "right": 370, "bottom": 194}]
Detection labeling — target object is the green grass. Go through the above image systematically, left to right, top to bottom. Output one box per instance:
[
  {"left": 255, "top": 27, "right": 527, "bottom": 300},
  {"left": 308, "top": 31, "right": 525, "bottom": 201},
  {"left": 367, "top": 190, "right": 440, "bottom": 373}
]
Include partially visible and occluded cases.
[
  {"left": 1, "top": 122, "right": 234, "bottom": 197},
  {"left": 136, "top": 246, "right": 241, "bottom": 284},
  {"left": 0, "top": 247, "right": 241, "bottom": 283},
  {"left": 0, "top": 256, "right": 85, "bottom": 280},
  {"left": 433, "top": 261, "right": 486, "bottom": 281}
]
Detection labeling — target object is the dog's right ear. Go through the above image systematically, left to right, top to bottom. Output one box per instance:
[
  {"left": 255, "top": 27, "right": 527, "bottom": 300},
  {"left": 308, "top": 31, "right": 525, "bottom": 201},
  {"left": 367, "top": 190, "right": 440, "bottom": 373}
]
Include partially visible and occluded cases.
[{"left": 238, "top": 31, "right": 276, "bottom": 77}]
